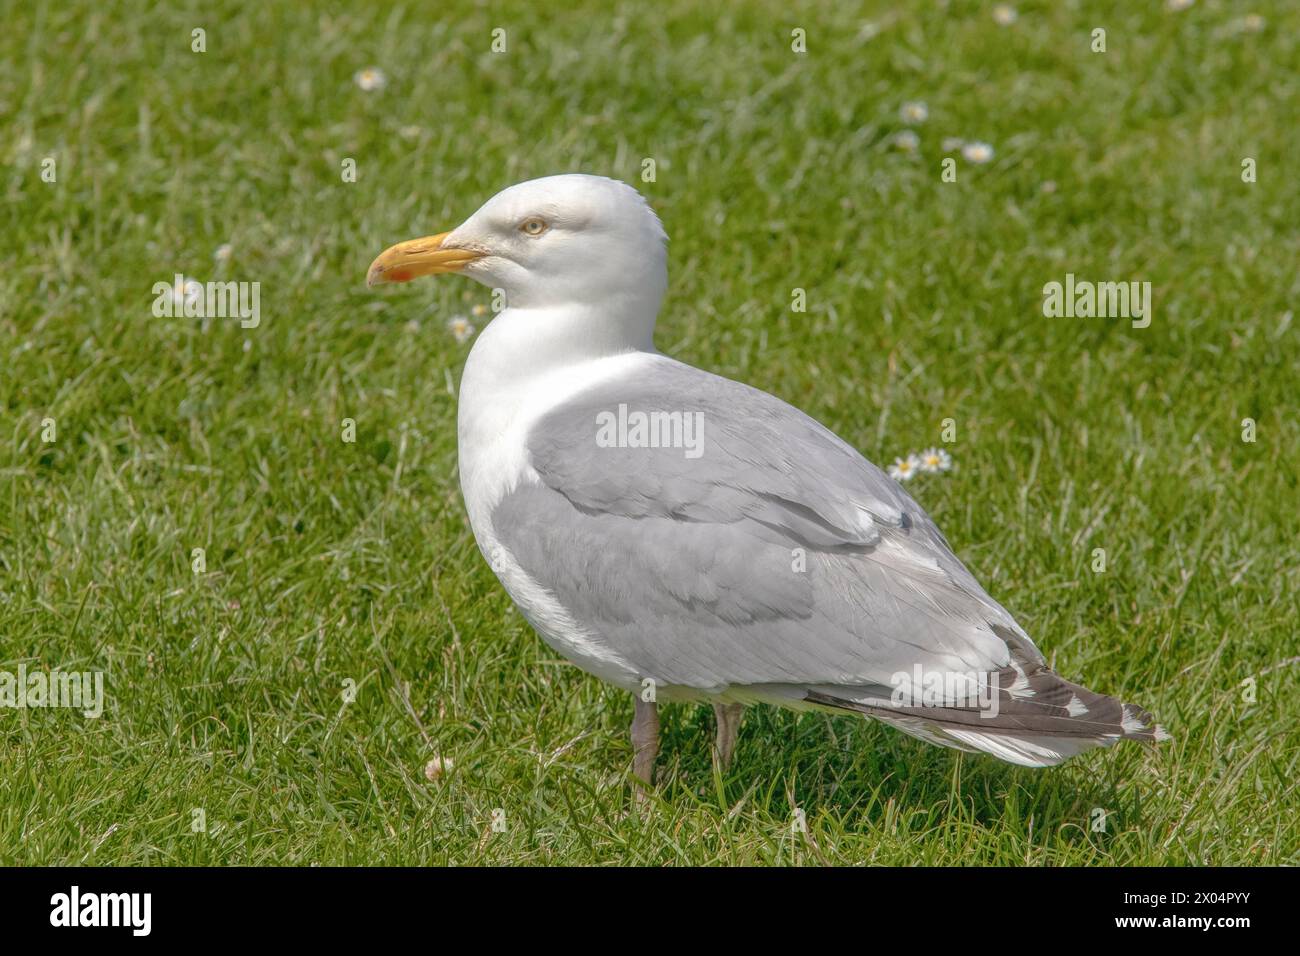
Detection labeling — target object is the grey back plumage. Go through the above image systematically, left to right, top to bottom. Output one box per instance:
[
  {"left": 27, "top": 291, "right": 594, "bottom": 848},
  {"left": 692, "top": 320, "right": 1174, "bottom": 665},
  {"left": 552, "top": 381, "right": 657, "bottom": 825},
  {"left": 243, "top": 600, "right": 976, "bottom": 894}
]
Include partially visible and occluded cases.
[{"left": 490, "top": 355, "right": 1163, "bottom": 765}]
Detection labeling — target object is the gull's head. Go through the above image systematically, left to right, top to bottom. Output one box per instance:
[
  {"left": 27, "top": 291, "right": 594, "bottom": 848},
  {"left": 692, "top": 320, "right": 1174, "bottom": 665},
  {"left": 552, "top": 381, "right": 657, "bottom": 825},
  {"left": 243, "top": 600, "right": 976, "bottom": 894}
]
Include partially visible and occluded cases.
[{"left": 367, "top": 174, "right": 668, "bottom": 315}]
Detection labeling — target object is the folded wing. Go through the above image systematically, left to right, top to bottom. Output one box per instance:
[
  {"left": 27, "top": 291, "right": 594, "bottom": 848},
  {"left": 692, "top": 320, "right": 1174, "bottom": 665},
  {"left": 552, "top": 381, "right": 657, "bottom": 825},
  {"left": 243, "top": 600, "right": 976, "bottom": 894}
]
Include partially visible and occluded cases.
[{"left": 493, "top": 356, "right": 1030, "bottom": 691}]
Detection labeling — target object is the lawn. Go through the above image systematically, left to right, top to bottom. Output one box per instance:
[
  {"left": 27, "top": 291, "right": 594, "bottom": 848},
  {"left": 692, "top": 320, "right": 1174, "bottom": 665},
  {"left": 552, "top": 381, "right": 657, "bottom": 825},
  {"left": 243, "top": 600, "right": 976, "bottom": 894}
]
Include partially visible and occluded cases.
[{"left": 1, "top": 0, "right": 1296, "bottom": 865}]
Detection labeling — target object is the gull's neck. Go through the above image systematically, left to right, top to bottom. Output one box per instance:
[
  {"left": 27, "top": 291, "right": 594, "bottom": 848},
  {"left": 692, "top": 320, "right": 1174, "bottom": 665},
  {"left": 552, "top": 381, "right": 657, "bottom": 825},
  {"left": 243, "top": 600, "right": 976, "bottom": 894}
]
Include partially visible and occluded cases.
[
  {"left": 456, "top": 297, "right": 663, "bottom": 515},
  {"left": 468, "top": 299, "right": 656, "bottom": 383}
]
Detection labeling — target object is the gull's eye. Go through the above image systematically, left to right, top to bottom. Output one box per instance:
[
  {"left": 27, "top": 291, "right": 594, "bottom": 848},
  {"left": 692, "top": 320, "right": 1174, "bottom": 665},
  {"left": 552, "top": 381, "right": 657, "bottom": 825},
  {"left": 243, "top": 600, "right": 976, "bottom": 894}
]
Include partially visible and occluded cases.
[{"left": 519, "top": 217, "right": 549, "bottom": 237}]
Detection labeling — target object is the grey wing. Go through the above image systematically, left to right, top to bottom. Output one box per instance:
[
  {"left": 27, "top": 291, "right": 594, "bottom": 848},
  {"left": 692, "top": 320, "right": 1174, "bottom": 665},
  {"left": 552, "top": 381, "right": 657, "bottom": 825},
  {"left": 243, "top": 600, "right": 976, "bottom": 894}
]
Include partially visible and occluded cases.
[{"left": 491, "top": 356, "right": 1037, "bottom": 693}]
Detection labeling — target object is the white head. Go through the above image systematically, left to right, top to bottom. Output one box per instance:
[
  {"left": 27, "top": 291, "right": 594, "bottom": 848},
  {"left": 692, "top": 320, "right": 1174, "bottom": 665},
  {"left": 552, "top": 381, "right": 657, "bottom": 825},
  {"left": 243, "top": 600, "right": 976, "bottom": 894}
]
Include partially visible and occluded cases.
[{"left": 367, "top": 174, "right": 668, "bottom": 346}]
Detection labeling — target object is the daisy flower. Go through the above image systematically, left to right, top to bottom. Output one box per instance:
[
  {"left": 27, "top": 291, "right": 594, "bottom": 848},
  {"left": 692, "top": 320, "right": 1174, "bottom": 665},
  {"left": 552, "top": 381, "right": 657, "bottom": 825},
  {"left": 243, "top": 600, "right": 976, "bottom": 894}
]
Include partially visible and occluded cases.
[
  {"left": 1166, "top": 0, "right": 1193, "bottom": 10},
  {"left": 992, "top": 5, "right": 1018, "bottom": 26},
  {"left": 1240, "top": 14, "right": 1265, "bottom": 32},
  {"left": 354, "top": 67, "right": 387, "bottom": 92},
  {"left": 899, "top": 101, "right": 928, "bottom": 124},
  {"left": 893, "top": 130, "right": 920, "bottom": 153},
  {"left": 941, "top": 137, "right": 965, "bottom": 152},
  {"left": 962, "top": 141, "right": 995, "bottom": 163},
  {"left": 214, "top": 243, "right": 233, "bottom": 264},
  {"left": 173, "top": 275, "right": 204, "bottom": 309},
  {"left": 471, "top": 303, "right": 488, "bottom": 317},
  {"left": 446, "top": 315, "right": 476, "bottom": 343},
  {"left": 918, "top": 447, "right": 953, "bottom": 473},
  {"left": 889, "top": 454, "right": 921, "bottom": 482},
  {"left": 424, "top": 756, "right": 454, "bottom": 781}
]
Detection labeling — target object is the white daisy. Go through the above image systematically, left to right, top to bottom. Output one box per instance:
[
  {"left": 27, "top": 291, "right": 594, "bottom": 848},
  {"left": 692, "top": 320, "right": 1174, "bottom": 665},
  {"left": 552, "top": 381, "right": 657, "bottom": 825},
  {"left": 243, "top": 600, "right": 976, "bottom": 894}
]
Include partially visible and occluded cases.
[
  {"left": 1166, "top": 0, "right": 1194, "bottom": 10},
  {"left": 993, "top": 4, "right": 1018, "bottom": 26},
  {"left": 1241, "top": 14, "right": 1264, "bottom": 32},
  {"left": 354, "top": 67, "right": 387, "bottom": 92},
  {"left": 899, "top": 101, "right": 928, "bottom": 124},
  {"left": 398, "top": 125, "right": 422, "bottom": 140},
  {"left": 893, "top": 130, "right": 920, "bottom": 153},
  {"left": 941, "top": 137, "right": 965, "bottom": 152},
  {"left": 962, "top": 141, "right": 995, "bottom": 163},
  {"left": 214, "top": 243, "right": 233, "bottom": 264},
  {"left": 173, "top": 275, "right": 204, "bottom": 309},
  {"left": 471, "top": 303, "right": 488, "bottom": 317},
  {"left": 447, "top": 315, "right": 476, "bottom": 343},
  {"left": 918, "top": 447, "right": 953, "bottom": 473},
  {"left": 889, "top": 454, "right": 921, "bottom": 482},
  {"left": 424, "top": 756, "right": 454, "bottom": 781}
]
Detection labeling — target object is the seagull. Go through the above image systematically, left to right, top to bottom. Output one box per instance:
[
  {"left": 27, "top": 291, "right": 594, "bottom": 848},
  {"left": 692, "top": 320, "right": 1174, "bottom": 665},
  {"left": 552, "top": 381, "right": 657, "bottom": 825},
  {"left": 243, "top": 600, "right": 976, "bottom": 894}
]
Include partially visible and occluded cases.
[{"left": 367, "top": 174, "right": 1166, "bottom": 786}]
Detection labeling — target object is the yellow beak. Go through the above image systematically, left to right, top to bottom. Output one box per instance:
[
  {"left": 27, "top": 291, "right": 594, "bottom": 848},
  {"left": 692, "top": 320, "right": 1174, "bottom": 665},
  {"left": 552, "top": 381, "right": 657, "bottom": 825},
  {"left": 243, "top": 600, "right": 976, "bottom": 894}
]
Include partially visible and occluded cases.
[{"left": 366, "top": 231, "right": 484, "bottom": 287}]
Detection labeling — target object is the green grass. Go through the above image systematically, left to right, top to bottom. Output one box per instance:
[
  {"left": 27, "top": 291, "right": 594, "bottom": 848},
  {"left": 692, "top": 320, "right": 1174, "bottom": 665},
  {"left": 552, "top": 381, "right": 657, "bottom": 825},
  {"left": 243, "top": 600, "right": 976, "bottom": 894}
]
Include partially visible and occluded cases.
[{"left": 2, "top": 0, "right": 1297, "bottom": 865}]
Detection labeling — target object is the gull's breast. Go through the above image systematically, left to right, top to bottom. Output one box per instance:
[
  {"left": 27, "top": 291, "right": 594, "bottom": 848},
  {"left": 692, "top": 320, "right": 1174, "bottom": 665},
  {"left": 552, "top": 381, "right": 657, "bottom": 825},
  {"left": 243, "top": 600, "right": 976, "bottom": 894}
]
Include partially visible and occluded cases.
[{"left": 455, "top": 344, "right": 658, "bottom": 690}]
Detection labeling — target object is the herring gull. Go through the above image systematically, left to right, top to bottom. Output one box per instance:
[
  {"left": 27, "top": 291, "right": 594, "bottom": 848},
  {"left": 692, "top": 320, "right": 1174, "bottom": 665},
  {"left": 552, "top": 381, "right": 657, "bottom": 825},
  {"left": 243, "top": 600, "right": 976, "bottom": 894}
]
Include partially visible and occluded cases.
[{"left": 367, "top": 174, "right": 1166, "bottom": 785}]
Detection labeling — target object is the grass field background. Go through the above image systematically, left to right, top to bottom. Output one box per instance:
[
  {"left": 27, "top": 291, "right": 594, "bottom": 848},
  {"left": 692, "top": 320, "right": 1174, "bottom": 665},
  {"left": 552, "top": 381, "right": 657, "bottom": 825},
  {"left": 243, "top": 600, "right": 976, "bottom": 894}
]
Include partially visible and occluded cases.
[{"left": 2, "top": 0, "right": 1297, "bottom": 865}]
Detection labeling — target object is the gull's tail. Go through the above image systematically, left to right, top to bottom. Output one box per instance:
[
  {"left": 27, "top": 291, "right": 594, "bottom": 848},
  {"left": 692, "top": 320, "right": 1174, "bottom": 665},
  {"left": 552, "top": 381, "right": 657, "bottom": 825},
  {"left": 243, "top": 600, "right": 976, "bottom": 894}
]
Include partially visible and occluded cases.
[{"left": 803, "top": 627, "right": 1169, "bottom": 768}]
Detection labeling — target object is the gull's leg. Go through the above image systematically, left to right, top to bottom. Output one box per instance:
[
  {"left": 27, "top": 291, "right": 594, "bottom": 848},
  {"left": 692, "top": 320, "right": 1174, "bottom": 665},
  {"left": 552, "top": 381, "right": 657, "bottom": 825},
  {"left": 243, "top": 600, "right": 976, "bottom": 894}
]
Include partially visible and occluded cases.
[
  {"left": 631, "top": 696, "right": 659, "bottom": 789},
  {"left": 712, "top": 702, "right": 745, "bottom": 769}
]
